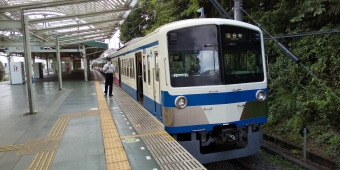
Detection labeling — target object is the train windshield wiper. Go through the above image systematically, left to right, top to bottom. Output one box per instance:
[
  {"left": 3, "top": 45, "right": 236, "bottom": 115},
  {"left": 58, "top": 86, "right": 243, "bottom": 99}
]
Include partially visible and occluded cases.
[
  {"left": 226, "top": 67, "right": 240, "bottom": 79},
  {"left": 248, "top": 70, "right": 256, "bottom": 78}
]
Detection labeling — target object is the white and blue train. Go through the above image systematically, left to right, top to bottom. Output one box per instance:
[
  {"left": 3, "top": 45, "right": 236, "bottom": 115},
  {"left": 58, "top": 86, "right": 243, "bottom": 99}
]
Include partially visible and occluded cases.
[{"left": 97, "top": 18, "right": 268, "bottom": 163}]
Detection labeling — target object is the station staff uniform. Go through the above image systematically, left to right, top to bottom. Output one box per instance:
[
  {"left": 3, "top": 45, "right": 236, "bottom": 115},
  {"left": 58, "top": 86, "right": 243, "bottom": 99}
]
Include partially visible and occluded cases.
[{"left": 103, "top": 60, "right": 115, "bottom": 96}]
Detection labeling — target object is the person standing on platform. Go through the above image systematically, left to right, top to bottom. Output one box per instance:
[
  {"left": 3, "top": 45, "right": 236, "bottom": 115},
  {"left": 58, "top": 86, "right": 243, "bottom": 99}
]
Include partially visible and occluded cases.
[{"left": 102, "top": 57, "right": 115, "bottom": 96}]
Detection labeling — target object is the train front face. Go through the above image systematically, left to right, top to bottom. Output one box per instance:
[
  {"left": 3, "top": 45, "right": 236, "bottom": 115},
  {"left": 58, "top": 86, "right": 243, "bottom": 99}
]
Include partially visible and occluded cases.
[{"left": 161, "top": 21, "right": 267, "bottom": 161}]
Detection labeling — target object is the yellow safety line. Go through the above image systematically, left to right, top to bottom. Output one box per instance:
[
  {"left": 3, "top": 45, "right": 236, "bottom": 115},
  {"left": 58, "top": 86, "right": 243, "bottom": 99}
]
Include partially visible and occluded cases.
[
  {"left": 22, "top": 71, "right": 130, "bottom": 170},
  {"left": 93, "top": 73, "right": 131, "bottom": 170}
]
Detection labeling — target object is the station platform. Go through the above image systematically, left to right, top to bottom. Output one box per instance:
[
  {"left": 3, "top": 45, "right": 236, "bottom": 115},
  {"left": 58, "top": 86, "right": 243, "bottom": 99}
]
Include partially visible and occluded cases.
[{"left": 0, "top": 70, "right": 206, "bottom": 170}]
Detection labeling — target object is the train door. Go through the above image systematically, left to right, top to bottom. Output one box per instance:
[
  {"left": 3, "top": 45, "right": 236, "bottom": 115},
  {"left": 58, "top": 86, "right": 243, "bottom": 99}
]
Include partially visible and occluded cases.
[
  {"left": 153, "top": 48, "right": 161, "bottom": 119},
  {"left": 146, "top": 51, "right": 154, "bottom": 116},
  {"left": 135, "top": 52, "right": 143, "bottom": 103},
  {"left": 118, "top": 58, "right": 121, "bottom": 86}
]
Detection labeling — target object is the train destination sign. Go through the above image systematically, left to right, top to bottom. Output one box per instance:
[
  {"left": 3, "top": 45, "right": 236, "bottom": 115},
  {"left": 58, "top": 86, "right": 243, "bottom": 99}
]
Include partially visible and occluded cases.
[
  {"left": 224, "top": 33, "right": 250, "bottom": 41},
  {"left": 226, "top": 33, "right": 244, "bottom": 40}
]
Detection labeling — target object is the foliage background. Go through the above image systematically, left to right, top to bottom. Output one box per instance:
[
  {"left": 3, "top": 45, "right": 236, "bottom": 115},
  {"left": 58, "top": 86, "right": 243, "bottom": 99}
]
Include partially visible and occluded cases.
[
  {"left": 119, "top": 0, "right": 340, "bottom": 161},
  {"left": 0, "top": 61, "right": 6, "bottom": 81}
]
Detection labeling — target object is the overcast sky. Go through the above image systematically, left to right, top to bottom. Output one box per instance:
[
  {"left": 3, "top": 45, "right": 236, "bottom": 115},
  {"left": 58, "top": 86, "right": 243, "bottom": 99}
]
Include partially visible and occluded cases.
[{"left": 106, "top": 30, "right": 122, "bottom": 49}]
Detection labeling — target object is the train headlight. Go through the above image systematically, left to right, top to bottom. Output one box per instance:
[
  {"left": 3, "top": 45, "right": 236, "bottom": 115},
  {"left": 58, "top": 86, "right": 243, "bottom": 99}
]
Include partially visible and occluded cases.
[
  {"left": 256, "top": 90, "right": 266, "bottom": 101},
  {"left": 175, "top": 96, "right": 187, "bottom": 109}
]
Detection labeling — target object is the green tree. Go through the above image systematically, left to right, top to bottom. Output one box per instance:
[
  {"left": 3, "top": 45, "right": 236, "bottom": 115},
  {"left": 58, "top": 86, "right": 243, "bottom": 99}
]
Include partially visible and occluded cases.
[
  {"left": 120, "top": 0, "right": 199, "bottom": 42},
  {"left": 119, "top": 8, "right": 146, "bottom": 43},
  {"left": 0, "top": 61, "right": 6, "bottom": 81}
]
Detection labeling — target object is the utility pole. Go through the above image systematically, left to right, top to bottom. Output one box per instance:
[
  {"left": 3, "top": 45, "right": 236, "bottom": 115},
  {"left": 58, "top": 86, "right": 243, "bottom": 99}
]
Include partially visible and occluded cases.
[{"left": 233, "top": 0, "right": 243, "bottom": 21}]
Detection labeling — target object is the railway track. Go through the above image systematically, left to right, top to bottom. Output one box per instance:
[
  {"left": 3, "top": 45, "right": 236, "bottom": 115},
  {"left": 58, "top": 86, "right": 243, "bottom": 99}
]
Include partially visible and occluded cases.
[
  {"left": 263, "top": 134, "right": 335, "bottom": 170},
  {"left": 231, "top": 159, "right": 254, "bottom": 170}
]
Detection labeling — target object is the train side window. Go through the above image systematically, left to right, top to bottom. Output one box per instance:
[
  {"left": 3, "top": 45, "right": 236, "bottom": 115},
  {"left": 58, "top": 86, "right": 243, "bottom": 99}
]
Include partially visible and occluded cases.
[
  {"left": 155, "top": 52, "right": 159, "bottom": 82},
  {"left": 147, "top": 55, "right": 150, "bottom": 85},
  {"left": 143, "top": 56, "right": 146, "bottom": 83},
  {"left": 128, "top": 58, "right": 131, "bottom": 78},
  {"left": 130, "top": 58, "right": 134, "bottom": 79},
  {"left": 132, "top": 58, "right": 135, "bottom": 79},
  {"left": 122, "top": 59, "right": 124, "bottom": 76},
  {"left": 123, "top": 59, "right": 125, "bottom": 76},
  {"left": 124, "top": 59, "right": 126, "bottom": 77},
  {"left": 126, "top": 59, "right": 129, "bottom": 77},
  {"left": 128, "top": 59, "right": 130, "bottom": 78},
  {"left": 120, "top": 60, "right": 123, "bottom": 76},
  {"left": 121, "top": 60, "right": 124, "bottom": 76},
  {"left": 116, "top": 61, "right": 119, "bottom": 75}
]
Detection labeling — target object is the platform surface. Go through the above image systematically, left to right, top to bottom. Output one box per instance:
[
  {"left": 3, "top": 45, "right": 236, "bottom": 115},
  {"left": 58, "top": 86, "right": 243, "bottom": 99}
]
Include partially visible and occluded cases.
[{"left": 0, "top": 70, "right": 206, "bottom": 170}]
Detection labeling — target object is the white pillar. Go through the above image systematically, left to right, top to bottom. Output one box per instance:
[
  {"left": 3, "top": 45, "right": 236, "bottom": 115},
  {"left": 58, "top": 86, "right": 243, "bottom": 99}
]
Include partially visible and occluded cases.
[
  {"left": 22, "top": 15, "right": 36, "bottom": 114},
  {"left": 56, "top": 37, "right": 62, "bottom": 90},
  {"left": 82, "top": 45, "right": 87, "bottom": 81},
  {"left": 46, "top": 56, "right": 49, "bottom": 75},
  {"left": 67, "top": 57, "right": 71, "bottom": 74},
  {"left": 54, "top": 58, "right": 57, "bottom": 73},
  {"left": 70, "top": 58, "right": 74, "bottom": 72}
]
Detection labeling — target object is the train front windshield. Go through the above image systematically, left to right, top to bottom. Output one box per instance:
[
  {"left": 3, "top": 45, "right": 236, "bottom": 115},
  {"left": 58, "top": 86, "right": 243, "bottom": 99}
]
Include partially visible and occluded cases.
[{"left": 167, "top": 24, "right": 264, "bottom": 87}]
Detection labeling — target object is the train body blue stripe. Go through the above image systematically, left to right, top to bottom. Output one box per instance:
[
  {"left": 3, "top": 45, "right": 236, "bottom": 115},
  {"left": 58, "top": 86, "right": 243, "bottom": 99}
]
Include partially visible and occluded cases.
[
  {"left": 115, "top": 41, "right": 159, "bottom": 57},
  {"left": 119, "top": 81, "right": 163, "bottom": 122},
  {"left": 121, "top": 81, "right": 137, "bottom": 100},
  {"left": 161, "top": 88, "right": 268, "bottom": 107},
  {"left": 143, "top": 95, "right": 163, "bottom": 122},
  {"left": 165, "top": 116, "right": 267, "bottom": 134}
]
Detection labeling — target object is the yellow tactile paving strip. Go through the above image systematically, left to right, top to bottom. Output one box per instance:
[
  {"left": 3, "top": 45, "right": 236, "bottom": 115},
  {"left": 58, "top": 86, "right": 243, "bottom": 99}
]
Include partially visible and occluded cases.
[
  {"left": 94, "top": 71, "right": 207, "bottom": 170},
  {"left": 93, "top": 73, "right": 131, "bottom": 170},
  {"left": 0, "top": 110, "right": 100, "bottom": 170},
  {"left": 24, "top": 110, "right": 99, "bottom": 170},
  {"left": 0, "top": 111, "right": 99, "bottom": 154},
  {"left": 120, "top": 131, "right": 169, "bottom": 139},
  {"left": 0, "top": 144, "right": 24, "bottom": 152}
]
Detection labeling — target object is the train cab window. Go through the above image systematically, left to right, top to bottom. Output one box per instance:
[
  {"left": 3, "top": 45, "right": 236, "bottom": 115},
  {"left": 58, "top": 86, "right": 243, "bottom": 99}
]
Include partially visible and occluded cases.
[
  {"left": 167, "top": 25, "right": 221, "bottom": 87},
  {"left": 221, "top": 25, "right": 264, "bottom": 84},
  {"left": 155, "top": 52, "right": 159, "bottom": 82},
  {"left": 147, "top": 55, "right": 150, "bottom": 85},
  {"left": 143, "top": 56, "right": 146, "bottom": 83}
]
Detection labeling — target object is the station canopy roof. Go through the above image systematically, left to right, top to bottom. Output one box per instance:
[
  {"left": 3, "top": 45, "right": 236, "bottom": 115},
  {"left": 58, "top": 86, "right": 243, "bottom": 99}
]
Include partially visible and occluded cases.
[{"left": 0, "top": 0, "right": 138, "bottom": 60}]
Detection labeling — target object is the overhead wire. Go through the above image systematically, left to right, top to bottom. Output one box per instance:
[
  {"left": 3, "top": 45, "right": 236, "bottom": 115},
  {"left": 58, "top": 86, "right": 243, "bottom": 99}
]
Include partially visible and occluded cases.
[
  {"left": 127, "top": 0, "right": 183, "bottom": 39},
  {"left": 127, "top": 0, "right": 164, "bottom": 38},
  {"left": 242, "top": 8, "right": 340, "bottom": 101},
  {"left": 265, "top": 29, "right": 340, "bottom": 39}
]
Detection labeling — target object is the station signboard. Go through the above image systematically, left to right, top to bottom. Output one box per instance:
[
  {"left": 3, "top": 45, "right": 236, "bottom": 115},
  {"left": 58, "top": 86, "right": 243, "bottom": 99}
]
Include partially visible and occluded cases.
[{"left": 4, "top": 46, "right": 44, "bottom": 53}]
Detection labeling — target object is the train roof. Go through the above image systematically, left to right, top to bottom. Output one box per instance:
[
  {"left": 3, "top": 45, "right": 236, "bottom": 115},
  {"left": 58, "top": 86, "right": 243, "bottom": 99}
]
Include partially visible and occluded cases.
[{"left": 112, "top": 18, "right": 261, "bottom": 57}]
